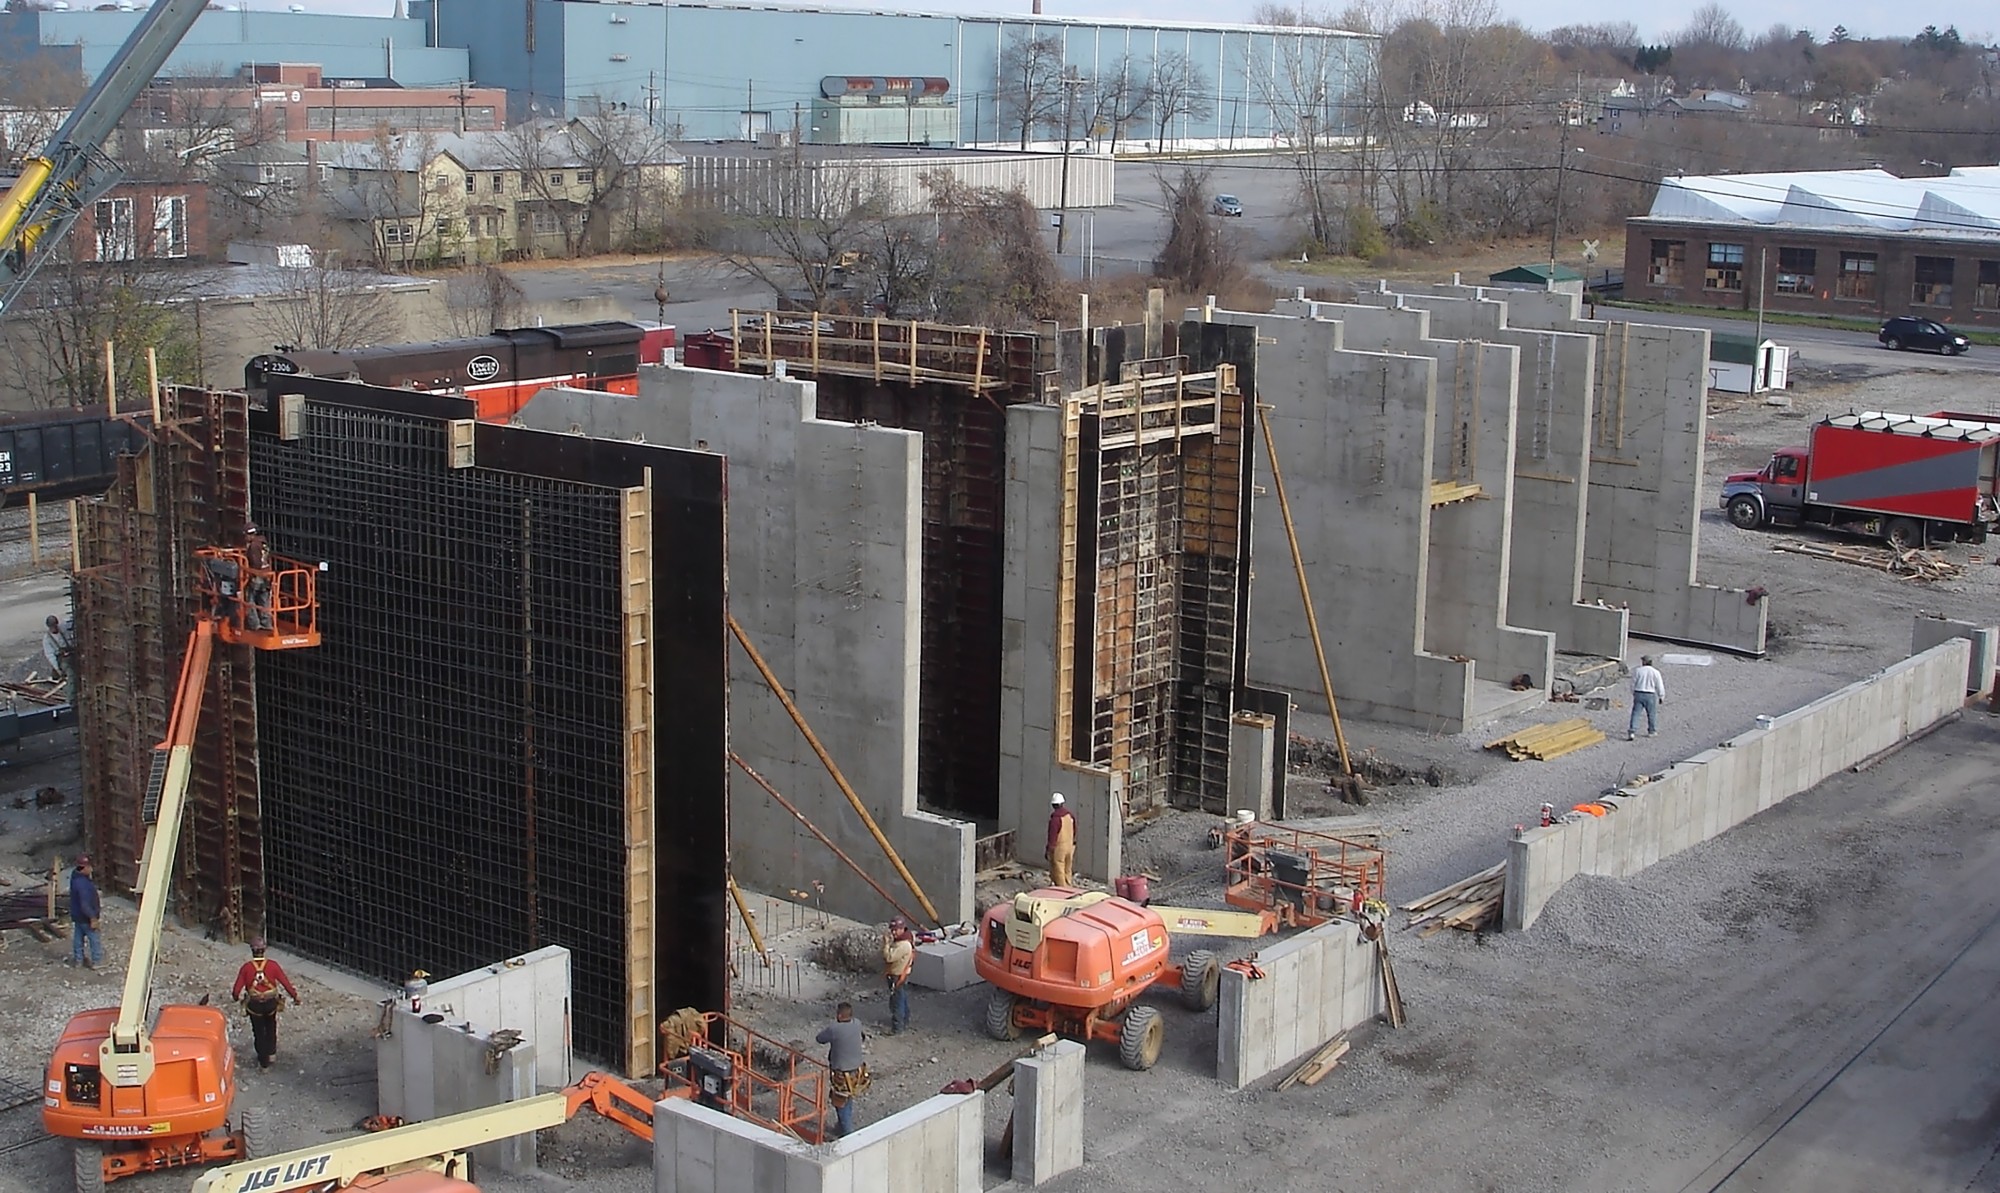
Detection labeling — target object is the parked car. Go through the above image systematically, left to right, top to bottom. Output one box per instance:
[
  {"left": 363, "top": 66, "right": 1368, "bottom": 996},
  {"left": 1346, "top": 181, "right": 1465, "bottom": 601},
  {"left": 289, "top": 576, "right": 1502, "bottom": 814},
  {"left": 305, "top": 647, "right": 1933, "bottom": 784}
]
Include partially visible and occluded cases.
[
  {"left": 1210, "top": 194, "right": 1244, "bottom": 217},
  {"left": 1879, "top": 316, "right": 1970, "bottom": 355}
]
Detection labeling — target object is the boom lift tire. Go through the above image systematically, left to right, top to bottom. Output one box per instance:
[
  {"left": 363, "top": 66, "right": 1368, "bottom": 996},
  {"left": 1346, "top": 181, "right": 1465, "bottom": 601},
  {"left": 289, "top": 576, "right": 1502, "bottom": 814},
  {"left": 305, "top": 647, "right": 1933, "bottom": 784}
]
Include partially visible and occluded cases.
[
  {"left": 1726, "top": 495, "right": 1765, "bottom": 530},
  {"left": 1179, "top": 951, "right": 1219, "bottom": 1012},
  {"left": 984, "top": 990, "right": 1022, "bottom": 1042},
  {"left": 1118, "top": 1006, "right": 1164, "bottom": 1071},
  {"left": 240, "top": 1106, "right": 269, "bottom": 1161},
  {"left": 73, "top": 1143, "right": 104, "bottom": 1193}
]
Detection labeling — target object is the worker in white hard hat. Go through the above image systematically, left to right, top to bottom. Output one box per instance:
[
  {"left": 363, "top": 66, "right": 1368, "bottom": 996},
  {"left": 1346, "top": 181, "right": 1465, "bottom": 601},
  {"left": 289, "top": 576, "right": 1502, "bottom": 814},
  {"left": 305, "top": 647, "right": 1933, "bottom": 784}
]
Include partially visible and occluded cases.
[{"left": 1046, "top": 793, "right": 1077, "bottom": 888}]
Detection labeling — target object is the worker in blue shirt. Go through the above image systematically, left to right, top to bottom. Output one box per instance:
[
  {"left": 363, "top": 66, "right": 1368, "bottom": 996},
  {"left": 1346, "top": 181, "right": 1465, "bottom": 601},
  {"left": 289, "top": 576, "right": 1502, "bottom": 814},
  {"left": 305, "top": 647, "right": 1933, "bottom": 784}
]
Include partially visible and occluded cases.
[{"left": 69, "top": 854, "right": 103, "bottom": 968}]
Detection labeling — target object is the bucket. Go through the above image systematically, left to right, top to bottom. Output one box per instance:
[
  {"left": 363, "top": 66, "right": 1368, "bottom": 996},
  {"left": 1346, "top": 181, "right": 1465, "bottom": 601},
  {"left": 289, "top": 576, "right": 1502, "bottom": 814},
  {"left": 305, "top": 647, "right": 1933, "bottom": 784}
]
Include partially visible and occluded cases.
[{"left": 1115, "top": 875, "right": 1150, "bottom": 905}]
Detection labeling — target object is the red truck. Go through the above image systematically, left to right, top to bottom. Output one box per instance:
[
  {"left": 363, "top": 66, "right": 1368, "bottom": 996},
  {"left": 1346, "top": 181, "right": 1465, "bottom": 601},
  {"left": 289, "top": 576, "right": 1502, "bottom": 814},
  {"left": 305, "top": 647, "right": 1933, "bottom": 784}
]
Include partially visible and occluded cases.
[{"left": 1721, "top": 411, "right": 2000, "bottom": 547}]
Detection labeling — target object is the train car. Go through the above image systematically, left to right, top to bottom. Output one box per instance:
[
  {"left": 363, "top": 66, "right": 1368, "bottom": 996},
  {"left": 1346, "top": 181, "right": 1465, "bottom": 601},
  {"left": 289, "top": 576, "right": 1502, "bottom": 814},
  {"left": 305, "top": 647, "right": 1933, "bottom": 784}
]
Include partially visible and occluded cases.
[{"left": 245, "top": 322, "right": 676, "bottom": 422}]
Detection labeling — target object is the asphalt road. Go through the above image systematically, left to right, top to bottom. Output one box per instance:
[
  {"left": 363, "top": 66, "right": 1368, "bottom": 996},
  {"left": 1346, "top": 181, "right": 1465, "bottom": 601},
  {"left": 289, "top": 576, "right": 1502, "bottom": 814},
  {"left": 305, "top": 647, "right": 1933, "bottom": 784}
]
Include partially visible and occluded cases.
[{"left": 1601, "top": 303, "right": 2000, "bottom": 381}]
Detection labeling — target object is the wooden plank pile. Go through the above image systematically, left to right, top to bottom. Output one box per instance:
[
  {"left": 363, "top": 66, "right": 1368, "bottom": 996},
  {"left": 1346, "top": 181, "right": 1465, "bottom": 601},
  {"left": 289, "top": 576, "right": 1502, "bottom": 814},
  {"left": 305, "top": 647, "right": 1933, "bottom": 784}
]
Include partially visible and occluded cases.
[
  {"left": 1770, "top": 541, "right": 1960, "bottom": 582},
  {"left": 1484, "top": 717, "right": 1604, "bottom": 761},
  {"left": 1402, "top": 862, "right": 1505, "bottom": 937},
  {"left": 1278, "top": 1032, "right": 1351, "bottom": 1090}
]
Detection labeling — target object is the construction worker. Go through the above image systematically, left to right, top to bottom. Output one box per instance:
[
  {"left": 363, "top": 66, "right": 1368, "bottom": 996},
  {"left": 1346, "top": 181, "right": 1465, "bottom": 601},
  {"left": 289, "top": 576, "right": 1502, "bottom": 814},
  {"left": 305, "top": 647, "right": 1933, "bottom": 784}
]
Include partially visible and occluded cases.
[
  {"left": 242, "top": 523, "right": 273, "bottom": 631},
  {"left": 41, "top": 614, "right": 72, "bottom": 682},
  {"left": 1628, "top": 655, "right": 1666, "bottom": 740},
  {"left": 1047, "top": 792, "right": 1077, "bottom": 887},
  {"left": 68, "top": 854, "right": 102, "bottom": 968},
  {"left": 882, "top": 919, "right": 914, "bottom": 1034},
  {"left": 230, "top": 937, "right": 300, "bottom": 1069},
  {"left": 815, "top": 1001, "right": 869, "bottom": 1138}
]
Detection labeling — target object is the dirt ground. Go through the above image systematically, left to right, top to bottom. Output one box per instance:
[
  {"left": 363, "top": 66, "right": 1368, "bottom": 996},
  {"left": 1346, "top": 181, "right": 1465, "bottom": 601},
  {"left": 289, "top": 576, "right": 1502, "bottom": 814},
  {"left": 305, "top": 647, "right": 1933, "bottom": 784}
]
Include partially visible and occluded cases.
[{"left": 0, "top": 352, "right": 1996, "bottom": 1192}]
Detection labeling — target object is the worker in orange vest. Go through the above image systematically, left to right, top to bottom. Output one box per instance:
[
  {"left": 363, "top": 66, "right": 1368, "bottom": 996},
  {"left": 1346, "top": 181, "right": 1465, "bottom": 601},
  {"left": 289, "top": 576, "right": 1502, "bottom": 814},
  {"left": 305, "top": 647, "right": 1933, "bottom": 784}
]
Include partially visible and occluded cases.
[
  {"left": 1047, "top": 793, "right": 1077, "bottom": 887},
  {"left": 230, "top": 937, "right": 300, "bottom": 1069}
]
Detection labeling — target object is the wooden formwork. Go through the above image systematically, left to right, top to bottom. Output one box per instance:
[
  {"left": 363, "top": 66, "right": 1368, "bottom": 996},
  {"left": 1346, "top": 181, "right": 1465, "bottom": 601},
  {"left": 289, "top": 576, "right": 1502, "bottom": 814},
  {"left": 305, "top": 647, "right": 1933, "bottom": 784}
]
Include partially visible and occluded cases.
[{"left": 729, "top": 310, "right": 1042, "bottom": 393}]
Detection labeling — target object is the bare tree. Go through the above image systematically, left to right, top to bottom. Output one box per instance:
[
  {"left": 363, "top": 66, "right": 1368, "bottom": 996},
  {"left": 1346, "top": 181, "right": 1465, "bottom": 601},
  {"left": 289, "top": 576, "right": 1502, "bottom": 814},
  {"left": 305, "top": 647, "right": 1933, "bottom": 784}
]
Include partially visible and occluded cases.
[
  {"left": 1678, "top": 3, "right": 1748, "bottom": 51},
  {"left": 1260, "top": 29, "right": 1348, "bottom": 249},
  {"left": 997, "top": 34, "right": 1067, "bottom": 150},
  {"left": 1147, "top": 52, "right": 1213, "bottom": 148},
  {"left": 1089, "top": 55, "right": 1153, "bottom": 154},
  {"left": 330, "top": 128, "right": 450, "bottom": 271},
  {"left": 718, "top": 155, "right": 893, "bottom": 309},
  {"left": 1154, "top": 167, "right": 1239, "bottom": 293},
  {"left": 919, "top": 174, "right": 1061, "bottom": 327},
  {"left": 10, "top": 250, "right": 199, "bottom": 409},
  {"left": 253, "top": 260, "right": 404, "bottom": 351},
  {"left": 443, "top": 266, "right": 527, "bottom": 337}
]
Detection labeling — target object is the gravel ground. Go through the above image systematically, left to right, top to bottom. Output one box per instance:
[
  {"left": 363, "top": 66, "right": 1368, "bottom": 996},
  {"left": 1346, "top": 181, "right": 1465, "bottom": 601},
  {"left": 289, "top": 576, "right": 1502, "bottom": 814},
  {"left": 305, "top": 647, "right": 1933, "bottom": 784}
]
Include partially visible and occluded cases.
[{"left": 0, "top": 356, "right": 1993, "bottom": 1191}]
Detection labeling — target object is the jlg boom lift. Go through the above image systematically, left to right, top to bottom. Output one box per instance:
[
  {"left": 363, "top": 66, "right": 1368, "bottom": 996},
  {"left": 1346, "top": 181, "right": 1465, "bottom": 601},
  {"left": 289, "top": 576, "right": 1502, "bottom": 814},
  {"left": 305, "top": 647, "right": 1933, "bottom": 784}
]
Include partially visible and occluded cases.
[
  {"left": 0, "top": 0, "right": 212, "bottom": 319},
  {"left": 43, "top": 545, "right": 322, "bottom": 1191}
]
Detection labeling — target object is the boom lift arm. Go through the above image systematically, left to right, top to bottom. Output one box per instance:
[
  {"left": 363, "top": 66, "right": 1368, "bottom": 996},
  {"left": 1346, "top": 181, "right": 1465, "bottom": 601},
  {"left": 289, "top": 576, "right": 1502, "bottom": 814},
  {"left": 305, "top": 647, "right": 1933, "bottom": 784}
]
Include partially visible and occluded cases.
[
  {"left": 0, "top": 0, "right": 212, "bottom": 319},
  {"left": 102, "top": 617, "right": 214, "bottom": 1089}
]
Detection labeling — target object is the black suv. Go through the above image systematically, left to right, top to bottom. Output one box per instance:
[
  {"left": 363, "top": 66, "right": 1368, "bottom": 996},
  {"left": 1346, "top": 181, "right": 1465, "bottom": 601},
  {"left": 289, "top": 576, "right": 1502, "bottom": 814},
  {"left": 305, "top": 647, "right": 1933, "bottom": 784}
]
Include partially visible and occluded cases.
[{"left": 1880, "top": 316, "right": 1970, "bottom": 355}]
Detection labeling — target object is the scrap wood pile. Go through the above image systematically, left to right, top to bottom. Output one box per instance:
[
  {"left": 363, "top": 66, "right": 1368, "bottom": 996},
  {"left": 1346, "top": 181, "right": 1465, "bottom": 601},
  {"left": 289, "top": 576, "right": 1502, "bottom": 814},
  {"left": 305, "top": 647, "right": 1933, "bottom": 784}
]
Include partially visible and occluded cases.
[
  {"left": 1770, "top": 540, "right": 1960, "bottom": 581},
  {"left": 1484, "top": 717, "right": 1604, "bottom": 761},
  {"left": 1402, "top": 862, "right": 1504, "bottom": 937},
  {"left": 1278, "top": 1032, "right": 1352, "bottom": 1090}
]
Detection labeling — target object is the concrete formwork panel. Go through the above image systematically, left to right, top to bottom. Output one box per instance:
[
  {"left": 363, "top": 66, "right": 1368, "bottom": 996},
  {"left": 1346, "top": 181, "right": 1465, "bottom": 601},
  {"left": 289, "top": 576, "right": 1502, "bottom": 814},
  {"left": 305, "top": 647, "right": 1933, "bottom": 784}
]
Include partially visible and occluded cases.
[
  {"left": 519, "top": 371, "right": 975, "bottom": 927},
  {"left": 1912, "top": 614, "right": 1999, "bottom": 695},
  {"left": 1216, "top": 918, "right": 1383, "bottom": 1089},
  {"left": 419, "top": 946, "right": 574, "bottom": 1091},
  {"left": 376, "top": 1008, "right": 538, "bottom": 1174},
  {"left": 1012, "top": 1039, "right": 1085, "bottom": 1185},
  {"left": 656, "top": 1091, "right": 984, "bottom": 1193}
]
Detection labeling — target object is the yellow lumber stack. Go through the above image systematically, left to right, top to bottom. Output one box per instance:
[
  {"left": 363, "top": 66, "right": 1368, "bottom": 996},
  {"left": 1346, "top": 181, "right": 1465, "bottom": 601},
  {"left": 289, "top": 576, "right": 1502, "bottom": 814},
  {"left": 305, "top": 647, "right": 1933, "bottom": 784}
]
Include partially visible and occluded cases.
[{"left": 1483, "top": 717, "right": 1604, "bottom": 761}]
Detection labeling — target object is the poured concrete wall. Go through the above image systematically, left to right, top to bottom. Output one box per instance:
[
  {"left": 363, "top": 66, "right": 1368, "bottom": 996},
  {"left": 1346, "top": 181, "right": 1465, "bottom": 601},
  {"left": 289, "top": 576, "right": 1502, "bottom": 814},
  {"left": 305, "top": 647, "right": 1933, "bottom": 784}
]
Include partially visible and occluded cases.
[
  {"left": 1351, "top": 287, "right": 1628, "bottom": 659},
  {"left": 519, "top": 370, "right": 975, "bottom": 926},
  {"left": 999, "top": 401, "right": 1123, "bottom": 884},
  {"left": 1911, "top": 615, "right": 1998, "bottom": 696},
  {"left": 1505, "top": 639, "right": 1973, "bottom": 930},
  {"left": 1217, "top": 918, "right": 1384, "bottom": 1089},
  {"left": 419, "top": 946, "right": 573, "bottom": 1091},
  {"left": 376, "top": 1009, "right": 539, "bottom": 1174},
  {"left": 1012, "top": 1039, "right": 1085, "bottom": 1185},
  {"left": 655, "top": 1091, "right": 983, "bottom": 1192}
]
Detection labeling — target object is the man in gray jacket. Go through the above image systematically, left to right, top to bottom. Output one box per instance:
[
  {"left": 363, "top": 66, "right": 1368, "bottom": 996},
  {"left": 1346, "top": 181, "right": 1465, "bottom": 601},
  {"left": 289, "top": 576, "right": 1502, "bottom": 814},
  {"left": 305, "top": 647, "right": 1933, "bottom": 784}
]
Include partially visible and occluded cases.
[{"left": 1628, "top": 656, "right": 1665, "bottom": 740}]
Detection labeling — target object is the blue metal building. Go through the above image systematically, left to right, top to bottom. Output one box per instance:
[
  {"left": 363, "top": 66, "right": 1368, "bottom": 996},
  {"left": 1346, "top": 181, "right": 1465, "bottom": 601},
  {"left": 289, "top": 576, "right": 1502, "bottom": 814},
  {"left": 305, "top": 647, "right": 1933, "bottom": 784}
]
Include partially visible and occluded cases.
[
  {"left": 412, "top": 0, "right": 1374, "bottom": 146},
  {"left": 0, "top": 6, "right": 469, "bottom": 88}
]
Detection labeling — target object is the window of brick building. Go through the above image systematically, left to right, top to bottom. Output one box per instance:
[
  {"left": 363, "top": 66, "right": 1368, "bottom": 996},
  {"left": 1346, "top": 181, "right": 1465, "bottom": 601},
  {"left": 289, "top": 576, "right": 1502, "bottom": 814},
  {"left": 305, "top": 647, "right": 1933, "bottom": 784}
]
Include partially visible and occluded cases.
[
  {"left": 151, "top": 194, "right": 187, "bottom": 259},
  {"left": 94, "top": 196, "right": 135, "bottom": 261},
  {"left": 1650, "top": 239, "right": 1686, "bottom": 286},
  {"left": 1704, "top": 242, "right": 1745, "bottom": 291},
  {"left": 1776, "top": 247, "right": 1816, "bottom": 294},
  {"left": 1837, "top": 252, "right": 1877, "bottom": 301},
  {"left": 1913, "top": 256, "right": 1955, "bottom": 306},
  {"left": 1978, "top": 261, "right": 2000, "bottom": 310}
]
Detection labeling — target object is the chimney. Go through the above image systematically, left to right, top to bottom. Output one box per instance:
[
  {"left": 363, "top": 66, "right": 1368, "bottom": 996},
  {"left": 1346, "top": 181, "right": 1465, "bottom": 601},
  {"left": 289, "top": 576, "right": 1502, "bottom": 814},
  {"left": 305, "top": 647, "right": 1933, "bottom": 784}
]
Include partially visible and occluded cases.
[{"left": 1032, "top": 0, "right": 1042, "bottom": 11}]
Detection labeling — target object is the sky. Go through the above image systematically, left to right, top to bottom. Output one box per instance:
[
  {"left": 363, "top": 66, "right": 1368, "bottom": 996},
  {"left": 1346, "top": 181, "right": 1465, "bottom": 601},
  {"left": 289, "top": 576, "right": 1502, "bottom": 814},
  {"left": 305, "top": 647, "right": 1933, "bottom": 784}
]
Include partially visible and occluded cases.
[{"left": 243, "top": 0, "right": 1971, "bottom": 43}]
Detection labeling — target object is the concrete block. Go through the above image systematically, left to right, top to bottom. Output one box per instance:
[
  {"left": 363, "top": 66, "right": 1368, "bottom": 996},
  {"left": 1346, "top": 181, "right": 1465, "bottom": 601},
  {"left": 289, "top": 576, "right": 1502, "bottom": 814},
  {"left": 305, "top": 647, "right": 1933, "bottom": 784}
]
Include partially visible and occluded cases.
[
  {"left": 910, "top": 937, "right": 981, "bottom": 992},
  {"left": 424, "top": 946, "right": 573, "bottom": 1091},
  {"left": 1012, "top": 1040, "right": 1085, "bottom": 1185}
]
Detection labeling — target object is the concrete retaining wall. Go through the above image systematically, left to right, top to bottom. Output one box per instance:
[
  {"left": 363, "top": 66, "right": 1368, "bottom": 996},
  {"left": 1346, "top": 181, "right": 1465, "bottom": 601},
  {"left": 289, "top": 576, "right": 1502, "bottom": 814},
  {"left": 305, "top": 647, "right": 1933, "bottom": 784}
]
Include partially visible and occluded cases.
[
  {"left": 1912, "top": 614, "right": 1998, "bottom": 696},
  {"left": 1504, "top": 639, "right": 1973, "bottom": 931},
  {"left": 1216, "top": 918, "right": 1383, "bottom": 1089},
  {"left": 419, "top": 945, "right": 573, "bottom": 1091},
  {"left": 375, "top": 1008, "right": 538, "bottom": 1174},
  {"left": 655, "top": 1091, "right": 983, "bottom": 1193}
]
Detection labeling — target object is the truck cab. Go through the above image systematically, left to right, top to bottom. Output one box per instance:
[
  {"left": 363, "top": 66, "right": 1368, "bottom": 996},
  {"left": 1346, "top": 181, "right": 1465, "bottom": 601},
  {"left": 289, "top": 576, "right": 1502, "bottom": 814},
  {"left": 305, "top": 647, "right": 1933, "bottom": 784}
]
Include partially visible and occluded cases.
[{"left": 1723, "top": 447, "right": 1808, "bottom": 528}]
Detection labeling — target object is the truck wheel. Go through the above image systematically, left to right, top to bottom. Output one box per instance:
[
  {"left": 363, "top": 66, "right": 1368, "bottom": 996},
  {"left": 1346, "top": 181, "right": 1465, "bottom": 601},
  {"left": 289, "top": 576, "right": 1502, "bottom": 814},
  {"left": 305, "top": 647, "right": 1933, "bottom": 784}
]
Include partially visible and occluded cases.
[
  {"left": 1726, "top": 496, "right": 1765, "bottom": 530},
  {"left": 1887, "top": 518, "right": 1923, "bottom": 550},
  {"left": 1180, "top": 951, "right": 1220, "bottom": 1012},
  {"left": 984, "top": 990, "right": 1022, "bottom": 1041},
  {"left": 1118, "top": 1005, "right": 1164, "bottom": 1071},
  {"left": 240, "top": 1105, "right": 270, "bottom": 1161},
  {"left": 72, "top": 1144, "right": 104, "bottom": 1193}
]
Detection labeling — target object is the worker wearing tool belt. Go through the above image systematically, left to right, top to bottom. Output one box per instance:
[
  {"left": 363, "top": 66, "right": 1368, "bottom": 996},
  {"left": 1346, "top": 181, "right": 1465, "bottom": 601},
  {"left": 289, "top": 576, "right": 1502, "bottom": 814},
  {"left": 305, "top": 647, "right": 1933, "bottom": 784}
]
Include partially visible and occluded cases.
[
  {"left": 1047, "top": 792, "right": 1077, "bottom": 887},
  {"left": 882, "top": 919, "right": 915, "bottom": 1034},
  {"left": 231, "top": 937, "right": 301, "bottom": 1069},
  {"left": 816, "top": 1001, "right": 870, "bottom": 1137}
]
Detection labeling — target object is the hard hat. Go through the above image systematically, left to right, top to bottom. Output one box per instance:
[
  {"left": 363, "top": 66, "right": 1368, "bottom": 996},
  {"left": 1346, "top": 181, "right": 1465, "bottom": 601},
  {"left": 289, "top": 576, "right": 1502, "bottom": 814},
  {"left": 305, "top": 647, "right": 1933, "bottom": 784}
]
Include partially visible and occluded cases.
[
  {"left": 245, "top": 524, "right": 260, "bottom": 535},
  {"left": 1050, "top": 793, "right": 1065, "bottom": 806},
  {"left": 75, "top": 853, "right": 90, "bottom": 865},
  {"left": 889, "top": 917, "right": 907, "bottom": 929},
  {"left": 250, "top": 936, "right": 267, "bottom": 951}
]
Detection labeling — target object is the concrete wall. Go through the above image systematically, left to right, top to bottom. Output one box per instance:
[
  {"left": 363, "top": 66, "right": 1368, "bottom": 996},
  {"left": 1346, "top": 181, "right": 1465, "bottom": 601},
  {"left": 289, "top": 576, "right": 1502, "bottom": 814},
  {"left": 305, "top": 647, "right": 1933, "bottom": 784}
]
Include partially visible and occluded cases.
[
  {"left": 1417, "top": 285, "right": 1768, "bottom": 655},
  {"left": 1352, "top": 286, "right": 1628, "bottom": 659},
  {"left": 518, "top": 368, "right": 975, "bottom": 926},
  {"left": 999, "top": 401, "right": 1122, "bottom": 883},
  {"left": 1912, "top": 614, "right": 1998, "bottom": 696},
  {"left": 1505, "top": 639, "right": 1973, "bottom": 930},
  {"left": 1217, "top": 918, "right": 1384, "bottom": 1089},
  {"left": 418, "top": 946, "right": 573, "bottom": 1092},
  {"left": 375, "top": 1008, "right": 538, "bottom": 1174},
  {"left": 1012, "top": 1039, "right": 1085, "bottom": 1186},
  {"left": 655, "top": 1090, "right": 983, "bottom": 1193}
]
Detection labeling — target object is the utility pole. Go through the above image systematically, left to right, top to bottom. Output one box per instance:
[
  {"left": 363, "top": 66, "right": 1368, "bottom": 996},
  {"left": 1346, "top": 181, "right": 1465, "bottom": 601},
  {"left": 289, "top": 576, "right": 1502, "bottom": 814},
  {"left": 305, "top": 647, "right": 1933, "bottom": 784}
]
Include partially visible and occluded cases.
[
  {"left": 1055, "top": 67, "right": 1087, "bottom": 255},
  {"left": 644, "top": 70, "right": 660, "bottom": 128},
  {"left": 455, "top": 80, "right": 468, "bottom": 134},
  {"left": 1548, "top": 114, "right": 1569, "bottom": 279},
  {"left": 1755, "top": 245, "right": 1769, "bottom": 388}
]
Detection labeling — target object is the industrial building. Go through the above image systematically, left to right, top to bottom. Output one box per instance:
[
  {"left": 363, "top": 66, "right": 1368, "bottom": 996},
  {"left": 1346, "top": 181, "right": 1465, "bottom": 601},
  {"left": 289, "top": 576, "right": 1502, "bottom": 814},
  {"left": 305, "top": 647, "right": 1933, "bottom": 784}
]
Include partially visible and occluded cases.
[{"left": 1623, "top": 166, "right": 2000, "bottom": 329}]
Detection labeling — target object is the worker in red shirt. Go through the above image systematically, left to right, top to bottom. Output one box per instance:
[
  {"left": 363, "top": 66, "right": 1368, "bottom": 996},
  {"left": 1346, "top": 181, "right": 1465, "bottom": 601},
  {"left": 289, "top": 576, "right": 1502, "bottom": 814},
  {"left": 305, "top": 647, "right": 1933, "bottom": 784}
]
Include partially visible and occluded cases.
[
  {"left": 1047, "top": 793, "right": 1077, "bottom": 887},
  {"left": 230, "top": 937, "right": 301, "bottom": 1069}
]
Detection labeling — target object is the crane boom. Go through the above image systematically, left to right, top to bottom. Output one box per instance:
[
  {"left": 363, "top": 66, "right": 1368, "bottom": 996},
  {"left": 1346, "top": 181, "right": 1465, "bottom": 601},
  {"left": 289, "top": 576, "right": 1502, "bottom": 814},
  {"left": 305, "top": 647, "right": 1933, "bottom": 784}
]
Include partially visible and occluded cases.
[
  {"left": 0, "top": 0, "right": 212, "bottom": 318},
  {"left": 103, "top": 618, "right": 214, "bottom": 1088}
]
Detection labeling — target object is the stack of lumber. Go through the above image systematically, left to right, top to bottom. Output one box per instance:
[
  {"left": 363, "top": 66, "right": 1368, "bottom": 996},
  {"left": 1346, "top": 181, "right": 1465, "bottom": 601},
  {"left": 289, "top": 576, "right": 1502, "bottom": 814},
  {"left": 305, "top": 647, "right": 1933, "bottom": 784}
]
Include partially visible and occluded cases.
[
  {"left": 1770, "top": 541, "right": 1960, "bottom": 582},
  {"left": 1484, "top": 718, "right": 1604, "bottom": 761},
  {"left": 1402, "top": 862, "right": 1504, "bottom": 937},
  {"left": 1277, "top": 1033, "right": 1351, "bottom": 1090}
]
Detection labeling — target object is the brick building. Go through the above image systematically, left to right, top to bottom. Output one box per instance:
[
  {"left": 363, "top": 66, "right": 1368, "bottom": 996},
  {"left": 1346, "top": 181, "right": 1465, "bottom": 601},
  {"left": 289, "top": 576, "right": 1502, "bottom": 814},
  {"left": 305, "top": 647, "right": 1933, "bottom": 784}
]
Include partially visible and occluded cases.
[
  {"left": 143, "top": 64, "right": 504, "bottom": 145},
  {"left": 1623, "top": 167, "right": 2000, "bottom": 329},
  {"left": 70, "top": 180, "right": 211, "bottom": 264}
]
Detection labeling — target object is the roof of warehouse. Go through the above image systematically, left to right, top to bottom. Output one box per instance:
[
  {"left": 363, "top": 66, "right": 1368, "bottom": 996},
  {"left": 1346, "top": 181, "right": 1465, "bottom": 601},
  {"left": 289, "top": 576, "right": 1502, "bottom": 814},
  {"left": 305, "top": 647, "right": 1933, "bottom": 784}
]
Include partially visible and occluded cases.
[
  {"left": 661, "top": 0, "right": 1374, "bottom": 35},
  {"left": 1643, "top": 167, "right": 2000, "bottom": 237},
  {"left": 1822, "top": 411, "right": 2000, "bottom": 442}
]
